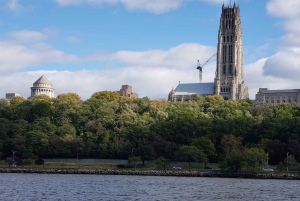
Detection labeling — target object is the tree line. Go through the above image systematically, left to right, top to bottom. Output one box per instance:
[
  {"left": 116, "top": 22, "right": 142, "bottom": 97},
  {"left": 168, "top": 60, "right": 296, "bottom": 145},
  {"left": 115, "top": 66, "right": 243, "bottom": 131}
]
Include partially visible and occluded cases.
[{"left": 1, "top": 92, "right": 300, "bottom": 171}]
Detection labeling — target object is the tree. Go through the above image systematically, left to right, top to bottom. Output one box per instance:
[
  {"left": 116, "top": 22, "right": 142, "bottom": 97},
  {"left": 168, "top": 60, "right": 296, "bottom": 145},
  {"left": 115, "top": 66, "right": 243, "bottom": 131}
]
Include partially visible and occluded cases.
[
  {"left": 91, "top": 91, "right": 120, "bottom": 102},
  {"left": 32, "top": 94, "right": 53, "bottom": 104},
  {"left": 204, "top": 95, "right": 224, "bottom": 104},
  {"left": 10, "top": 96, "right": 26, "bottom": 106},
  {"left": 0, "top": 99, "right": 10, "bottom": 108},
  {"left": 221, "top": 134, "right": 243, "bottom": 155},
  {"left": 192, "top": 136, "right": 216, "bottom": 167},
  {"left": 135, "top": 144, "right": 156, "bottom": 166},
  {"left": 174, "top": 146, "right": 205, "bottom": 169},
  {"left": 244, "top": 148, "right": 267, "bottom": 172},
  {"left": 220, "top": 151, "right": 246, "bottom": 173},
  {"left": 285, "top": 155, "right": 298, "bottom": 170},
  {"left": 128, "top": 156, "right": 141, "bottom": 169},
  {"left": 155, "top": 157, "right": 170, "bottom": 170}
]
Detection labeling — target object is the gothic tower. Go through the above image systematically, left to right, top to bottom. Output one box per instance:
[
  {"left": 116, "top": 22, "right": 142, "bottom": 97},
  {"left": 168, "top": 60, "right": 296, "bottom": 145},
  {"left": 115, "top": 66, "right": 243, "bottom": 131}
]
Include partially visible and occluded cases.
[{"left": 214, "top": 3, "right": 249, "bottom": 100}]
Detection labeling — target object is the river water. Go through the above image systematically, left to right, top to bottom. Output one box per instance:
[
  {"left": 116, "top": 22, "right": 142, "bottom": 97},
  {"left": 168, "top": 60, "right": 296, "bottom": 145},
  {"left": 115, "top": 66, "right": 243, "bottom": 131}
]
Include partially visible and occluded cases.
[{"left": 0, "top": 173, "right": 299, "bottom": 201}]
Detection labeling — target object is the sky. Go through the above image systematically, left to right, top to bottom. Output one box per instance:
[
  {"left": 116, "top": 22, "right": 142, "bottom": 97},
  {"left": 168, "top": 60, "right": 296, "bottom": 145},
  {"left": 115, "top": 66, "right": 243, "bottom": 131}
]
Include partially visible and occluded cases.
[{"left": 0, "top": 0, "right": 300, "bottom": 100}]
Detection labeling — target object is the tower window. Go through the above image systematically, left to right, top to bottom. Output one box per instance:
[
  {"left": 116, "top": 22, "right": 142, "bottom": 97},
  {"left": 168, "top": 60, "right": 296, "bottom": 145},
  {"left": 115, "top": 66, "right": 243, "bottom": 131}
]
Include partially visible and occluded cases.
[
  {"left": 231, "top": 35, "right": 233, "bottom": 42},
  {"left": 223, "top": 36, "right": 225, "bottom": 42},
  {"left": 227, "top": 36, "right": 229, "bottom": 42},
  {"left": 223, "top": 65, "right": 226, "bottom": 74},
  {"left": 229, "top": 65, "right": 232, "bottom": 74}
]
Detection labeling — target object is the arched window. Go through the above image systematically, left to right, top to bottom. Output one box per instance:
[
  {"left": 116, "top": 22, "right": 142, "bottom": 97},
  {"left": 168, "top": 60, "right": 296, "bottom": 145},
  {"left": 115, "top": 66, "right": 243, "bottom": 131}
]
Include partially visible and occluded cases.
[
  {"left": 231, "top": 35, "right": 233, "bottom": 42},
  {"left": 223, "top": 36, "right": 225, "bottom": 42},
  {"left": 227, "top": 36, "right": 229, "bottom": 42},
  {"left": 229, "top": 65, "right": 232, "bottom": 74},
  {"left": 223, "top": 66, "right": 226, "bottom": 74},
  {"left": 229, "top": 87, "right": 231, "bottom": 92},
  {"left": 221, "top": 88, "right": 223, "bottom": 92},
  {"left": 266, "top": 100, "right": 269, "bottom": 103},
  {"left": 271, "top": 100, "right": 274, "bottom": 103},
  {"left": 277, "top": 100, "right": 280, "bottom": 103},
  {"left": 283, "top": 100, "right": 285, "bottom": 103},
  {"left": 288, "top": 100, "right": 291, "bottom": 103}
]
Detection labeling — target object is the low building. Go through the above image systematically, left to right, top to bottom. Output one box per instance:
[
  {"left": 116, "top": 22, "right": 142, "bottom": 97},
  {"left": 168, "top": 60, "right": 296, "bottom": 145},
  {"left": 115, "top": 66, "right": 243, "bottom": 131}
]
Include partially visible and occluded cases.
[
  {"left": 29, "top": 75, "right": 55, "bottom": 99},
  {"left": 168, "top": 83, "right": 214, "bottom": 102},
  {"left": 118, "top": 85, "right": 138, "bottom": 98},
  {"left": 255, "top": 88, "right": 300, "bottom": 104},
  {"left": 6, "top": 93, "right": 22, "bottom": 99}
]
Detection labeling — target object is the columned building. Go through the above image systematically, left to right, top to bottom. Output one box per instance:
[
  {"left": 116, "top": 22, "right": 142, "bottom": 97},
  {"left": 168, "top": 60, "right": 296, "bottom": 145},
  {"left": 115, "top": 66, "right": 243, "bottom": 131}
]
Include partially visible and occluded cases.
[
  {"left": 169, "top": 3, "right": 249, "bottom": 102},
  {"left": 29, "top": 75, "right": 55, "bottom": 99}
]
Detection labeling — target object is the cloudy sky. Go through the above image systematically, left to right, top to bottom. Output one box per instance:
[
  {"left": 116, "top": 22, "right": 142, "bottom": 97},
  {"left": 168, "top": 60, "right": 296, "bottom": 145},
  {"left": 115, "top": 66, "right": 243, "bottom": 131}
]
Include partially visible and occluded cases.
[{"left": 0, "top": 0, "right": 299, "bottom": 100}]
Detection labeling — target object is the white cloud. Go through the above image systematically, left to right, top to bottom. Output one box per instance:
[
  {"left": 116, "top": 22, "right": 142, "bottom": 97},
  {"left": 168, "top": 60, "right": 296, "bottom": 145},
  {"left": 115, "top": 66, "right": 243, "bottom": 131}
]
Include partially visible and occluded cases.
[
  {"left": 7, "top": 0, "right": 23, "bottom": 11},
  {"left": 56, "top": 0, "right": 229, "bottom": 14},
  {"left": 261, "top": 0, "right": 300, "bottom": 91},
  {"left": 267, "top": 0, "right": 300, "bottom": 18},
  {"left": 0, "top": 30, "right": 79, "bottom": 73},
  {"left": 8, "top": 30, "right": 48, "bottom": 43},
  {"left": 67, "top": 36, "right": 80, "bottom": 42},
  {"left": 107, "top": 43, "right": 217, "bottom": 69},
  {"left": 244, "top": 58, "right": 300, "bottom": 100},
  {"left": 0, "top": 63, "right": 214, "bottom": 100}
]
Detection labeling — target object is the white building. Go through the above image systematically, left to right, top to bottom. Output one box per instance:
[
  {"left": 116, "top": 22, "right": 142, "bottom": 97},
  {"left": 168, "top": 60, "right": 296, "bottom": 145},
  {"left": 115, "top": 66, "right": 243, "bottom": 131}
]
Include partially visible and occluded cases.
[{"left": 29, "top": 75, "right": 55, "bottom": 99}]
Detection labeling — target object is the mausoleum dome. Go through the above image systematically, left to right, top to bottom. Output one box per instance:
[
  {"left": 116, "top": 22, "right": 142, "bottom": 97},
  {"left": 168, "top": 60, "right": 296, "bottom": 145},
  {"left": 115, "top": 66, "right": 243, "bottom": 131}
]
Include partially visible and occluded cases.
[{"left": 29, "top": 75, "right": 55, "bottom": 99}]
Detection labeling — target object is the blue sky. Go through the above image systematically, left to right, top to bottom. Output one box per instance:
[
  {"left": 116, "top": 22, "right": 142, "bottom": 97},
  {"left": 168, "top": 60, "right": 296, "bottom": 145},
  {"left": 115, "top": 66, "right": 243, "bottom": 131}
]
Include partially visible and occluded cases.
[{"left": 0, "top": 0, "right": 300, "bottom": 100}]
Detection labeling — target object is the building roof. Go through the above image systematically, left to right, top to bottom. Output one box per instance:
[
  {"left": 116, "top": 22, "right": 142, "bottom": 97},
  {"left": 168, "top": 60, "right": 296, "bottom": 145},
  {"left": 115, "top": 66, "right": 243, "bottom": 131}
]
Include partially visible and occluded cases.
[
  {"left": 34, "top": 75, "right": 51, "bottom": 85},
  {"left": 174, "top": 83, "right": 214, "bottom": 96},
  {"left": 260, "top": 89, "right": 300, "bottom": 94}
]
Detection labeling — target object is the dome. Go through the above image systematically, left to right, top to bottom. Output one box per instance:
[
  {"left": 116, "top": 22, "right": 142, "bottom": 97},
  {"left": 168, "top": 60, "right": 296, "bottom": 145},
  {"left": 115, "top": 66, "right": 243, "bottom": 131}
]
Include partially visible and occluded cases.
[{"left": 34, "top": 75, "right": 51, "bottom": 85}]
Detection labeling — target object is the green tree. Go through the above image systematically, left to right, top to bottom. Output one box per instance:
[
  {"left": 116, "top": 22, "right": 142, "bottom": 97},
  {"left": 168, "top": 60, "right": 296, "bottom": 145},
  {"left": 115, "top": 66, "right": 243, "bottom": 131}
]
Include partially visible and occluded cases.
[
  {"left": 91, "top": 91, "right": 120, "bottom": 102},
  {"left": 10, "top": 96, "right": 26, "bottom": 106},
  {"left": 0, "top": 98, "right": 10, "bottom": 108},
  {"left": 25, "top": 130, "right": 49, "bottom": 156},
  {"left": 221, "top": 134, "right": 243, "bottom": 155},
  {"left": 192, "top": 136, "right": 215, "bottom": 167},
  {"left": 135, "top": 144, "right": 156, "bottom": 166},
  {"left": 174, "top": 146, "right": 205, "bottom": 169},
  {"left": 244, "top": 148, "right": 267, "bottom": 172},
  {"left": 220, "top": 151, "right": 246, "bottom": 173}
]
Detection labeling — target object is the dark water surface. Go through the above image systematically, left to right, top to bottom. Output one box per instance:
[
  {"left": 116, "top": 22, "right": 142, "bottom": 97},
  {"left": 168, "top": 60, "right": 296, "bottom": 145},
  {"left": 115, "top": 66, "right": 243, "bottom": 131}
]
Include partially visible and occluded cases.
[{"left": 0, "top": 173, "right": 299, "bottom": 201}]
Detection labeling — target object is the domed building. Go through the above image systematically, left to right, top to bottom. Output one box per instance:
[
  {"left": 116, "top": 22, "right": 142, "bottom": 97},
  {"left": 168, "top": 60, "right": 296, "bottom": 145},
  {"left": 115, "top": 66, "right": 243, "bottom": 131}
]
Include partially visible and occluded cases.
[{"left": 29, "top": 75, "right": 55, "bottom": 99}]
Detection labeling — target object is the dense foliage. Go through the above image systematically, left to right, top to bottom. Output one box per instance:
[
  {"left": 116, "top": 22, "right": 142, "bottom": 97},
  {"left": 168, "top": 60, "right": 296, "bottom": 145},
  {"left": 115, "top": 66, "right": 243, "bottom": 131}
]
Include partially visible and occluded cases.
[{"left": 1, "top": 92, "right": 300, "bottom": 167}]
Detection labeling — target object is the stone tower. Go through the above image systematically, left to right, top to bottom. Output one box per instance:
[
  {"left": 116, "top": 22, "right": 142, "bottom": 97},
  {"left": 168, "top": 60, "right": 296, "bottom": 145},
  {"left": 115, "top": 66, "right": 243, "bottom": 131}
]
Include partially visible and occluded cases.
[{"left": 214, "top": 3, "right": 249, "bottom": 100}]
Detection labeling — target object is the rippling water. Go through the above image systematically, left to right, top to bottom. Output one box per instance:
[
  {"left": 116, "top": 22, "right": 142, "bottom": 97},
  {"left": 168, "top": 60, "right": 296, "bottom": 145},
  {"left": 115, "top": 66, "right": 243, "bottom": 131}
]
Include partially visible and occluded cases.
[{"left": 0, "top": 173, "right": 299, "bottom": 201}]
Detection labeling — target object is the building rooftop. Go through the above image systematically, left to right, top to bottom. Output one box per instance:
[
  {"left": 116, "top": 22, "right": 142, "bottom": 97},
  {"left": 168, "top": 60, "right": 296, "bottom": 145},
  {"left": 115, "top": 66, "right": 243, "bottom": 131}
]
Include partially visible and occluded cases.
[
  {"left": 34, "top": 75, "right": 51, "bottom": 85},
  {"left": 174, "top": 83, "right": 214, "bottom": 96},
  {"left": 260, "top": 89, "right": 300, "bottom": 94}
]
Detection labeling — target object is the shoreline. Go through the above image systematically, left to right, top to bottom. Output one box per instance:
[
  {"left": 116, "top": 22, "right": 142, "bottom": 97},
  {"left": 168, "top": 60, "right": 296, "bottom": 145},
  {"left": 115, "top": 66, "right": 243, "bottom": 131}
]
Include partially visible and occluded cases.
[{"left": 0, "top": 168, "right": 299, "bottom": 180}]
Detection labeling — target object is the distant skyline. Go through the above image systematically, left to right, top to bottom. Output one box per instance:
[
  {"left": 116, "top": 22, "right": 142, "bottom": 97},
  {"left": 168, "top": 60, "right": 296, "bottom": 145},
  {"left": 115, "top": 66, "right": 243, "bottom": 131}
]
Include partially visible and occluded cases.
[{"left": 0, "top": 0, "right": 299, "bottom": 100}]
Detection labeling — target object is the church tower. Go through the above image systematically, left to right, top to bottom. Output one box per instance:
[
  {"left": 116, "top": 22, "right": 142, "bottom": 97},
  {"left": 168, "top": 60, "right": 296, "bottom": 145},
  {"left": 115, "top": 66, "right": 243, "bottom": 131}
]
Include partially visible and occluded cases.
[{"left": 214, "top": 3, "right": 249, "bottom": 100}]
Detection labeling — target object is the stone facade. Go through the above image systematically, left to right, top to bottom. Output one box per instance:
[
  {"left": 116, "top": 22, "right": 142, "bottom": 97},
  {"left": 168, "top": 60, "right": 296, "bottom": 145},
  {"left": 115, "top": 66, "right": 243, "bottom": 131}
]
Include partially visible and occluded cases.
[
  {"left": 214, "top": 3, "right": 249, "bottom": 100},
  {"left": 169, "top": 4, "right": 249, "bottom": 102},
  {"left": 29, "top": 75, "right": 55, "bottom": 99},
  {"left": 118, "top": 85, "right": 138, "bottom": 98},
  {"left": 255, "top": 88, "right": 300, "bottom": 104},
  {"left": 6, "top": 93, "right": 22, "bottom": 99}
]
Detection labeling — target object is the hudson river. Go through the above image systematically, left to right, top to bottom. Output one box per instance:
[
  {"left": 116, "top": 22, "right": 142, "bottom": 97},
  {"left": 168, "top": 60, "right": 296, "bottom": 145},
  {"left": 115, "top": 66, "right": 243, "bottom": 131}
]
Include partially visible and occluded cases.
[{"left": 1, "top": 173, "right": 299, "bottom": 200}]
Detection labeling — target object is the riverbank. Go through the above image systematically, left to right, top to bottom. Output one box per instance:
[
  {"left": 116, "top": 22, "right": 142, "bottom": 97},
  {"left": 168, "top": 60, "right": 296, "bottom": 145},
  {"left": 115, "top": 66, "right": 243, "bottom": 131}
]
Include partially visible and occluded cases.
[{"left": 1, "top": 168, "right": 299, "bottom": 180}]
